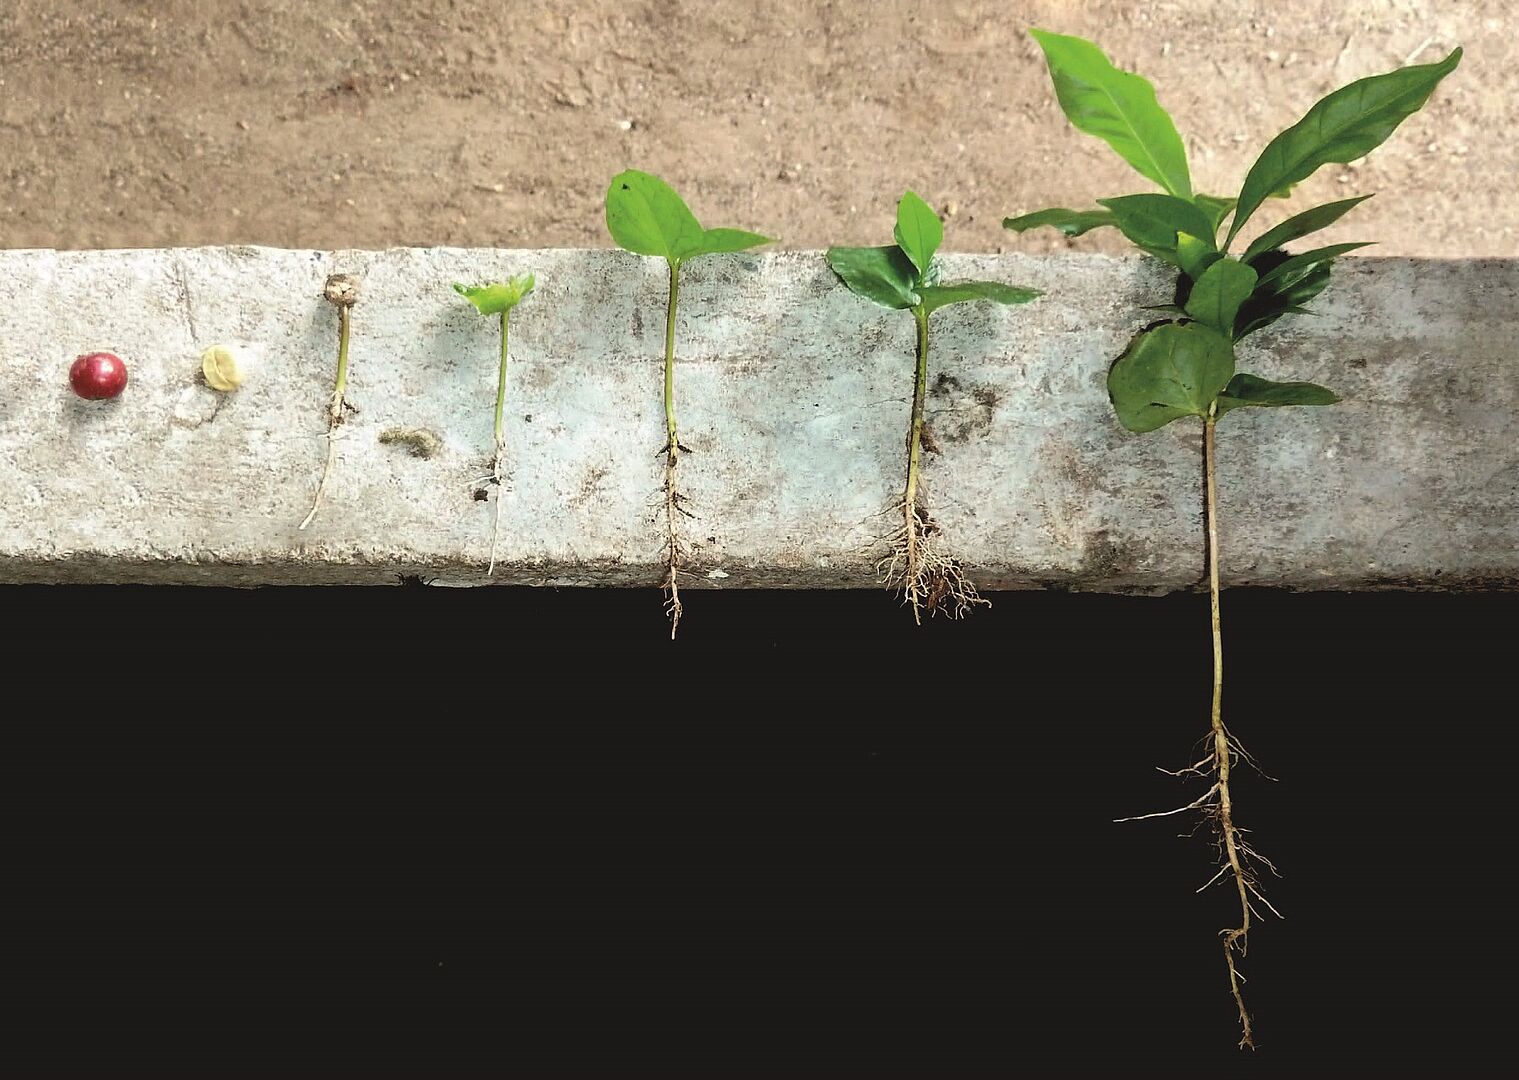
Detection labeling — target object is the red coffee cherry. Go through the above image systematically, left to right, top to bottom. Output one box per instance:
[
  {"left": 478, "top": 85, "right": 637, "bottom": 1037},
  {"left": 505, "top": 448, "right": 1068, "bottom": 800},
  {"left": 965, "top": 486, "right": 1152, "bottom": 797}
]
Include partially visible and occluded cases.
[{"left": 69, "top": 352, "right": 129, "bottom": 400}]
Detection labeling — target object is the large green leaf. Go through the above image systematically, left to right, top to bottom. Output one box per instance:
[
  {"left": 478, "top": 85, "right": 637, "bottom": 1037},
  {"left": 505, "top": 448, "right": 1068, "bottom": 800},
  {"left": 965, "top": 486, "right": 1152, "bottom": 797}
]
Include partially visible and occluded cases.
[
  {"left": 1030, "top": 29, "right": 1191, "bottom": 197},
  {"left": 1226, "top": 48, "right": 1461, "bottom": 245},
  {"left": 605, "top": 170, "right": 771, "bottom": 263},
  {"left": 605, "top": 170, "right": 704, "bottom": 262},
  {"left": 894, "top": 190, "right": 943, "bottom": 275},
  {"left": 1098, "top": 194, "right": 1217, "bottom": 265},
  {"left": 1195, "top": 194, "right": 1237, "bottom": 234},
  {"left": 1241, "top": 194, "right": 1374, "bottom": 262},
  {"left": 1003, "top": 206, "right": 1115, "bottom": 237},
  {"left": 680, "top": 227, "right": 773, "bottom": 259},
  {"left": 1176, "top": 232, "right": 1222, "bottom": 280},
  {"left": 1254, "top": 242, "right": 1371, "bottom": 289},
  {"left": 826, "top": 245, "right": 921, "bottom": 310},
  {"left": 1184, "top": 258, "right": 1257, "bottom": 335},
  {"left": 1234, "top": 261, "right": 1335, "bottom": 339},
  {"left": 453, "top": 273, "right": 536, "bottom": 316},
  {"left": 917, "top": 281, "right": 1041, "bottom": 315},
  {"left": 1107, "top": 322, "right": 1236, "bottom": 432},
  {"left": 1216, "top": 372, "right": 1339, "bottom": 416}
]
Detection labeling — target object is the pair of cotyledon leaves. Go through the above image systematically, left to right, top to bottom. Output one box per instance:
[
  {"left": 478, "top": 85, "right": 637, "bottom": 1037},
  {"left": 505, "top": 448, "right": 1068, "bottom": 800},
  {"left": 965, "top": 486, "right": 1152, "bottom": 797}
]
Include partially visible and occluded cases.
[
  {"left": 1007, "top": 29, "right": 1459, "bottom": 431},
  {"left": 456, "top": 168, "right": 775, "bottom": 314},
  {"left": 457, "top": 174, "right": 1039, "bottom": 331},
  {"left": 455, "top": 273, "right": 536, "bottom": 317}
]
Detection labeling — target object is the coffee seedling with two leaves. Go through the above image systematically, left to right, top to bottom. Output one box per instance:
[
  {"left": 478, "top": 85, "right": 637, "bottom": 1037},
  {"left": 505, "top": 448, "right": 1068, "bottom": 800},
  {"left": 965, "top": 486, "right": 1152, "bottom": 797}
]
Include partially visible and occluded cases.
[
  {"left": 1008, "top": 29, "right": 1460, "bottom": 1047},
  {"left": 606, "top": 170, "right": 773, "bottom": 637},
  {"left": 829, "top": 191, "right": 1039, "bottom": 622}
]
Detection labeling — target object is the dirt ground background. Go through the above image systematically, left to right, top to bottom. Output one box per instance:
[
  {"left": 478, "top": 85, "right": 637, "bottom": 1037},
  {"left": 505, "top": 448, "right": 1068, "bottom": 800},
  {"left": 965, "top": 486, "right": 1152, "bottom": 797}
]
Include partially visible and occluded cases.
[{"left": 0, "top": 1, "right": 1509, "bottom": 255}]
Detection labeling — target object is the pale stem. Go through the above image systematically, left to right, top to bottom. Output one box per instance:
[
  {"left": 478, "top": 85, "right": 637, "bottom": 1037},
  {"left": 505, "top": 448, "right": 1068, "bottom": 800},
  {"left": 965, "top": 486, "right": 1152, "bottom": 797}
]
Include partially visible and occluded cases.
[{"left": 1206, "top": 403, "right": 1255, "bottom": 1049}]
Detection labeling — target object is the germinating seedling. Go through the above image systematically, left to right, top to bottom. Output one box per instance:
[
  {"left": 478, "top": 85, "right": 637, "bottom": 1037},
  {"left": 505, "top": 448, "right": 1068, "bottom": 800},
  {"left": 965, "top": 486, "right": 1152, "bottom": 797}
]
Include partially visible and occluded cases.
[
  {"left": 1009, "top": 30, "right": 1459, "bottom": 1047},
  {"left": 605, "top": 169, "right": 772, "bottom": 638},
  {"left": 828, "top": 191, "right": 1038, "bottom": 623},
  {"left": 300, "top": 273, "right": 361, "bottom": 530},
  {"left": 455, "top": 273, "right": 535, "bottom": 576}
]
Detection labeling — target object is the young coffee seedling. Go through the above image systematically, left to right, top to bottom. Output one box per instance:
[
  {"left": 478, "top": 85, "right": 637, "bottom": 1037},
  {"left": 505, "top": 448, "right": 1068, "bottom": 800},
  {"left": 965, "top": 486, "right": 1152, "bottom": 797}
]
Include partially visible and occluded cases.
[
  {"left": 1009, "top": 30, "right": 1459, "bottom": 1046},
  {"left": 605, "top": 169, "right": 772, "bottom": 638},
  {"left": 828, "top": 191, "right": 1038, "bottom": 623},
  {"left": 300, "top": 273, "right": 361, "bottom": 530},
  {"left": 455, "top": 273, "right": 536, "bottom": 576}
]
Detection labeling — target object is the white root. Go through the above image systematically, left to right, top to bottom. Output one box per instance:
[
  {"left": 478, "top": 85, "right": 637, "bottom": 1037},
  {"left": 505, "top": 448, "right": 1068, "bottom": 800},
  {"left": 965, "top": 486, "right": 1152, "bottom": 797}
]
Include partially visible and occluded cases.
[
  {"left": 298, "top": 388, "right": 346, "bottom": 531},
  {"left": 487, "top": 442, "right": 506, "bottom": 577},
  {"left": 662, "top": 449, "right": 687, "bottom": 638},
  {"left": 877, "top": 497, "right": 987, "bottom": 623},
  {"left": 1120, "top": 727, "right": 1284, "bottom": 1051},
  {"left": 1113, "top": 784, "right": 1219, "bottom": 823}
]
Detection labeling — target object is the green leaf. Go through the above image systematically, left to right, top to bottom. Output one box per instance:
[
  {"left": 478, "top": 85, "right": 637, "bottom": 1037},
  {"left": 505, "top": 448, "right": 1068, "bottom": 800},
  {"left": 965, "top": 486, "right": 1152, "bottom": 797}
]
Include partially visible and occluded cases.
[
  {"left": 1030, "top": 29, "right": 1191, "bottom": 197},
  {"left": 1226, "top": 47, "right": 1461, "bottom": 245},
  {"left": 605, "top": 169, "right": 704, "bottom": 263},
  {"left": 605, "top": 170, "right": 771, "bottom": 263},
  {"left": 894, "top": 190, "right": 943, "bottom": 275},
  {"left": 1098, "top": 194, "right": 1216, "bottom": 265},
  {"left": 1195, "top": 194, "right": 1237, "bottom": 233},
  {"left": 1241, "top": 195, "right": 1374, "bottom": 262},
  {"left": 1002, "top": 206, "right": 1116, "bottom": 237},
  {"left": 679, "top": 227, "right": 773, "bottom": 259},
  {"left": 1176, "top": 232, "right": 1222, "bottom": 280},
  {"left": 1254, "top": 242, "right": 1371, "bottom": 289},
  {"left": 826, "top": 245, "right": 921, "bottom": 310},
  {"left": 1184, "top": 258, "right": 1257, "bottom": 335},
  {"left": 1235, "top": 261, "right": 1335, "bottom": 338},
  {"left": 453, "top": 274, "right": 536, "bottom": 316},
  {"left": 917, "top": 281, "right": 1041, "bottom": 315},
  {"left": 1107, "top": 322, "right": 1236, "bottom": 433},
  {"left": 1216, "top": 373, "right": 1339, "bottom": 416}
]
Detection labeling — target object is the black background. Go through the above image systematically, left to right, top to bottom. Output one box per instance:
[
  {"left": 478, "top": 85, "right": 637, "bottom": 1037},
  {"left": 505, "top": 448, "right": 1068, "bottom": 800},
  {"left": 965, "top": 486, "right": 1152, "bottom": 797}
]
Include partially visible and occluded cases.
[{"left": 4, "top": 584, "right": 1510, "bottom": 1072}]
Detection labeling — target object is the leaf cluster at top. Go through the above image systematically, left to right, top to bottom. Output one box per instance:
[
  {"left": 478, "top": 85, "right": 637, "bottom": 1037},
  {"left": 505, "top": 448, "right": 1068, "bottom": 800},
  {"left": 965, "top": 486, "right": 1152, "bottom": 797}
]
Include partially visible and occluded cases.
[
  {"left": 1006, "top": 30, "right": 1459, "bottom": 430},
  {"left": 827, "top": 191, "right": 1040, "bottom": 316}
]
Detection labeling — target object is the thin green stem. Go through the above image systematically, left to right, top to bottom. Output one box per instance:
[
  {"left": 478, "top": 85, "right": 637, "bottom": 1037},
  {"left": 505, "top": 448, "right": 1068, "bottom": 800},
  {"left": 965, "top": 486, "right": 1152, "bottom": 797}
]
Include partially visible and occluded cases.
[
  {"left": 660, "top": 258, "right": 685, "bottom": 636},
  {"left": 663, "top": 259, "right": 681, "bottom": 464},
  {"left": 300, "top": 302, "right": 353, "bottom": 531},
  {"left": 332, "top": 304, "right": 352, "bottom": 421},
  {"left": 897, "top": 306, "right": 932, "bottom": 624},
  {"left": 904, "top": 307, "right": 930, "bottom": 514},
  {"left": 487, "top": 309, "right": 512, "bottom": 578},
  {"left": 495, "top": 309, "right": 510, "bottom": 449}
]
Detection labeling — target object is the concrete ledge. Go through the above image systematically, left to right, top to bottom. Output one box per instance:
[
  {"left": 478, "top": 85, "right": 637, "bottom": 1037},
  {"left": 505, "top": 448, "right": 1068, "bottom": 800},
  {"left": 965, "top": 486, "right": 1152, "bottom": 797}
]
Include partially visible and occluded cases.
[{"left": 0, "top": 247, "right": 1514, "bottom": 589}]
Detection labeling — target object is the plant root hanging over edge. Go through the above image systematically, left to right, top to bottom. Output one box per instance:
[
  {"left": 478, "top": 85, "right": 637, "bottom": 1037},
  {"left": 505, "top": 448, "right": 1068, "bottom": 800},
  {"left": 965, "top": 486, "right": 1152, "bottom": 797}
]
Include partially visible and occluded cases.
[
  {"left": 882, "top": 307, "right": 987, "bottom": 624},
  {"left": 1116, "top": 410, "right": 1281, "bottom": 1050},
  {"left": 660, "top": 440, "right": 693, "bottom": 639},
  {"left": 878, "top": 496, "right": 987, "bottom": 623},
  {"left": 1118, "top": 725, "right": 1282, "bottom": 1050}
]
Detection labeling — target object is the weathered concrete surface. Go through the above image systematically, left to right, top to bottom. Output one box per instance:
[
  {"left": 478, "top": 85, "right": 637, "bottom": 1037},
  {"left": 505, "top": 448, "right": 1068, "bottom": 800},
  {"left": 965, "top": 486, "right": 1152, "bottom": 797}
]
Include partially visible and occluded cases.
[{"left": 0, "top": 247, "right": 1513, "bottom": 589}]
